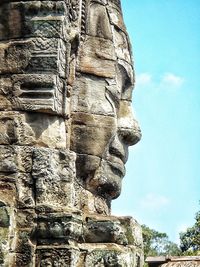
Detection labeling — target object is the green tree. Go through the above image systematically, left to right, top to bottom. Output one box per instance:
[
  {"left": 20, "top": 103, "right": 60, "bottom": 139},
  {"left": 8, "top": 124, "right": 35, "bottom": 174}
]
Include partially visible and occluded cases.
[
  {"left": 180, "top": 211, "right": 200, "bottom": 255},
  {"left": 142, "top": 224, "right": 181, "bottom": 259}
]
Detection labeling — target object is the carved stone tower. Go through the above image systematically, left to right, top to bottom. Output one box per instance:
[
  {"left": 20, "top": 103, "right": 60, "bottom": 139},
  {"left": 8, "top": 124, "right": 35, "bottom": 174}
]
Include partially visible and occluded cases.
[{"left": 0, "top": 0, "right": 143, "bottom": 266}]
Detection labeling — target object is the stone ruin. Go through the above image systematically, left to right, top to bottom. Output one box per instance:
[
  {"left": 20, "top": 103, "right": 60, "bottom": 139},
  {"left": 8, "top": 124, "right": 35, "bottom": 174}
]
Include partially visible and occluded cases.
[
  {"left": 0, "top": 0, "right": 144, "bottom": 266},
  {"left": 146, "top": 256, "right": 200, "bottom": 267}
]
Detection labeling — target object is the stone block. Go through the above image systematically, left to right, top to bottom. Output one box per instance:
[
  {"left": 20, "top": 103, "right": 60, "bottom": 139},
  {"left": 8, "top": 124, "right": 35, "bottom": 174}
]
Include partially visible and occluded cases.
[
  {"left": 0, "top": 1, "right": 68, "bottom": 40},
  {"left": 86, "top": 2, "right": 113, "bottom": 40},
  {"left": 107, "top": 6, "right": 126, "bottom": 32},
  {"left": 113, "top": 28, "right": 132, "bottom": 64},
  {"left": 29, "top": 37, "right": 67, "bottom": 77},
  {"left": 0, "top": 38, "right": 67, "bottom": 78},
  {"left": 0, "top": 40, "right": 33, "bottom": 74},
  {"left": 116, "top": 59, "right": 135, "bottom": 96},
  {"left": 0, "top": 74, "right": 66, "bottom": 114},
  {"left": 12, "top": 74, "right": 65, "bottom": 114},
  {"left": 0, "top": 77, "right": 13, "bottom": 110},
  {"left": 0, "top": 111, "right": 67, "bottom": 148},
  {"left": 0, "top": 112, "right": 18, "bottom": 145},
  {"left": 0, "top": 145, "right": 32, "bottom": 173},
  {"left": 32, "top": 148, "right": 76, "bottom": 209},
  {"left": 0, "top": 172, "right": 34, "bottom": 209},
  {"left": 0, "top": 173, "right": 34, "bottom": 211},
  {"left": 16, "top": 173, "right": 35, "bottom": 209},
  {"left": 0, "top": 176, "right": 16, "bottom": 206},
  {"left": 35, "top": 180, "right": 74, "bottom": 210},
  {"left": 74, "top": 181, "right": 111, "bottom": 215},
  {"left": 0, "top": 199, "right": 15, "bottom": 267},
  {"left": 0, "top": 203, "right": 10, "bottom": 229},
  {"left": 15, "top": 209, "right": 36, "bottom": 229},
  {"left": 36, "top": 213, "right": 82, "bottom": 245},
  {"left": 83, "top": 215, "right": 143, "bottom": 248},
  {"left": 84, "top": 215, "right": 128, "bottom": 245},
  {"left": 118, "top": 217, "right": 144, "bottom": 249},
  {"left": 0, "top": 226, "right": 10, "bottom": 266},
  {"left": 13, "top": 228, "right": 36, "bottom": 255},
  {"left": 79, "top": 243, "right": 144, "bottom": 267},
  {"left": 36, "top": 246, "right": 81, "bottom": 267},
  {"left": 9, "top": 252, "right": 35, "bottom": 267}
]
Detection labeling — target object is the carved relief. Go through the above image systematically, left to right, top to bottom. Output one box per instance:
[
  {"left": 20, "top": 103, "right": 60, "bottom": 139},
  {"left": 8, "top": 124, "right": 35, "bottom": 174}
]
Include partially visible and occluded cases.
[
  {"left": 0, "top": 0, "right": 143, "bottom": 266},
  {"left": 71, "top": 0, "right": 141, "bottom": 202}
]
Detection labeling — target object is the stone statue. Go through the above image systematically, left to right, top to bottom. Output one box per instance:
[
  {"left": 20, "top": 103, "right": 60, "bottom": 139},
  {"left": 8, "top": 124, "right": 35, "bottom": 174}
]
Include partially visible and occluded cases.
[{"left": 0, "top": 0, "right": 143, "bottom": 266}]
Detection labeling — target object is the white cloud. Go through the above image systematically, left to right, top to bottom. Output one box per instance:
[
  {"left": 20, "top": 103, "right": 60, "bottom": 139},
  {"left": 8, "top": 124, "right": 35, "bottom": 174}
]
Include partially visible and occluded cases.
[
  {"left": 135, "top": 72, "right": 185, "bottom": 89},
  {"left": 136, "top": 73, "right": 152, "bottom": 86},
  {"left": 161, "top": 73, "right": 184, "bottom": 88},
  {"left": 140, "top": 193, "right": 170, "bottom": 210}
]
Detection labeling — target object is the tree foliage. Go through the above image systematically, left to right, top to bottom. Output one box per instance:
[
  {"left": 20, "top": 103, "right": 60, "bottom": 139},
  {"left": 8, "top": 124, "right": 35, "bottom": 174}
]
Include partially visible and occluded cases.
[
  {"left": 180, "top": 211, "right": 200, "bottom": 255},
  {"left": 142, "top": 224, "right": 181, "bottom": 259}
]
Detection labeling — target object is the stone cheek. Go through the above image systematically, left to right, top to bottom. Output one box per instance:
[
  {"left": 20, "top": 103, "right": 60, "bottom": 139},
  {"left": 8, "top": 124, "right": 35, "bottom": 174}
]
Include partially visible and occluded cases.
[
  {"left": 0, "top": 0, "right": 143, "bottom": 266},
  {"left": 77, "top": 36, "right": 116, "bottom": 78},
  {"left": 71, "top": 75, "right": 116, "bottom": 116},
  {"left": 71, "top": 113, "right": 117, "bottom": 156}
]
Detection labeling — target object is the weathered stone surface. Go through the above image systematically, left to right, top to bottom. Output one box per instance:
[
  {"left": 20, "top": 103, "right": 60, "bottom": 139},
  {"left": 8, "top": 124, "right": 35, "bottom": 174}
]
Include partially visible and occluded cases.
[
  {"left": 0, "top": 0, "right": 143, "bottom": 266},
  {"left": 0, "top": 1, "right": 69, "bottom": 41},
  {"left": 86, "top": 2, "right": 113, "bottom": 40},
  {"left": 77, "top": 36, "right": 116, "bottom": 78},
  {"left": 0, "top": 39, "right": 67, "bottom": 76},
  {"left": 0, "top": 41, "right": 33, "bottom": 74},
  {"left": 0, "top": 74, "right": 66, "bottom": 114},
  {"left": 71, "top": 75, "right": 116, "bottom": 115},
  {"left": 0, "top": 112, "right": 66, "bottom": 148},
  {"left": 71, "top": 113, "right": 116, "bottom": 155},
  {"left": 0, "top": 145, "right": 32, "bottom": 173},
  {"left": 32, "top": 148, "right": 76, "bottom": 209},
  {"left": 0, "top": 172, "right": 35, "bottom": 209},
  {"left": 16, "top": 173, "right": 35, "bottom": 208},
  {"left": 74, "top": 181, "right": 111, "bottom": 215},
  {"left": 0, "top": 196, "right": 15, "bottom": 266},
  {"left": 15, "top": 209, "right": 36, "bottom": 229},
  {"left": 36, "top": 213, "right": 82, "bottom": 245},
  {"left": 83, "top": 215, "right": 143, "bottom": 247},
  {"left": 79, "top": 243, "right": 144, "bottom": 267},
  {"left": 36, "top": 246, "right": 81, "bottom": 267},
  {"left": 146, "top": 256, "right": 200, "bottom": 267}
]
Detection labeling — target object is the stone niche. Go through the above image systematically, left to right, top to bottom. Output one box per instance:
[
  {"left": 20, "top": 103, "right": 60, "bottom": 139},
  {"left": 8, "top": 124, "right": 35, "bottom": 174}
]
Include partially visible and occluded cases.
[{"left": 0, "top": 0, "right": 143, "bottom": 266}]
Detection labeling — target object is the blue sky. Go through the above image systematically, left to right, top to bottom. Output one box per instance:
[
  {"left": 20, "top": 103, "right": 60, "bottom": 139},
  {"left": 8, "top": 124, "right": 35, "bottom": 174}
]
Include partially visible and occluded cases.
[{"left": 112, "top": 0, "right": 200, "bottom": 243}]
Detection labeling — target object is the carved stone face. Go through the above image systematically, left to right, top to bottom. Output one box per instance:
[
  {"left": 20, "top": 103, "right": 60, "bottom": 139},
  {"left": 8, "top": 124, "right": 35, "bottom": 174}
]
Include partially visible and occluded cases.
[{"left": 70, "top": 0, "right": 141, "bottom": 200}]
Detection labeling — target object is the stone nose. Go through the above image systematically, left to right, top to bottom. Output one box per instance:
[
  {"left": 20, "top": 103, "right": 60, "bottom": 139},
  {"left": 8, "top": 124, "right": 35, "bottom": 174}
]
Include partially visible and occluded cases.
[{"left": 117, "top": 100, "right": 142, "bottom": 146}]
